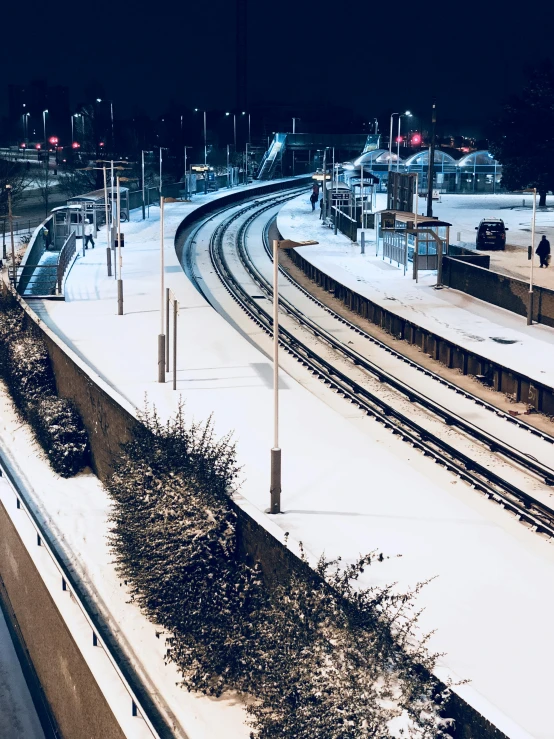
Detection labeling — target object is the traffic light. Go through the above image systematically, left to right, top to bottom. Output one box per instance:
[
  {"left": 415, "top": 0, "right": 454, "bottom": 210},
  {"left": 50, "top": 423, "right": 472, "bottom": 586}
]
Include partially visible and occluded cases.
[{"left": 411, "top": 133, "right": 422, "bottom": 146}]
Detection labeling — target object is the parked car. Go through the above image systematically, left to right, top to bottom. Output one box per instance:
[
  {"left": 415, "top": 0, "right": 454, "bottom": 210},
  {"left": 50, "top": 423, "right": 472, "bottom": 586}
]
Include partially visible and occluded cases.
[{"left": 475, "top": 219, "right": 508, "bottom": 250}]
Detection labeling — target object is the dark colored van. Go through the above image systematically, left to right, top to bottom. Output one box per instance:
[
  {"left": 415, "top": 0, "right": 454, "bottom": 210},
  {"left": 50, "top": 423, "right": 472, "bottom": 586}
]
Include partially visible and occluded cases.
[{"left": 475, "top": 219, "right": 508, "bottom": 250}]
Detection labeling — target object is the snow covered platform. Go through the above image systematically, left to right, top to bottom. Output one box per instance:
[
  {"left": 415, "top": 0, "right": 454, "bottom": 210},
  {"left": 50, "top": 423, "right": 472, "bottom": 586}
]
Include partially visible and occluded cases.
[
  {"left": 22, "top": 182, "right": 554, "bottom": 738},
  {"left": 277, "top": 192, "right": 554, "bottom": 397}
]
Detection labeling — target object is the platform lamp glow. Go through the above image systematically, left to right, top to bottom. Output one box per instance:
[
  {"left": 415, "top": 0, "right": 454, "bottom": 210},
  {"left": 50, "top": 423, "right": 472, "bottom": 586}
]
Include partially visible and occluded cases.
[{"left": 269, "top": 238, "right": 319, "bottom": 514}]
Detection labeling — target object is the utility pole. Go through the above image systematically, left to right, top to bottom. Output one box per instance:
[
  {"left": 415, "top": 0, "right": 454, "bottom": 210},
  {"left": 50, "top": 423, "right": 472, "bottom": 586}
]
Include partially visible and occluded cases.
[
  {"left": 426, "top": 99, "right": 437, "bottom": 218},
  {"left": 6, "top": 186, "right": 15, "bottom": 286}
]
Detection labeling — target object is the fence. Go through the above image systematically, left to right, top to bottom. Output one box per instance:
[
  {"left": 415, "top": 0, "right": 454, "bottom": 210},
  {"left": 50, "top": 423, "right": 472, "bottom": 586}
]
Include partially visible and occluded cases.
[
  {"left": 331, "top": 206, "right": 357, "bottom": 242},
  {"left": 2, "top": 216, "right": 46, "bottom": 259},
  {"left": 16, "top": 216, "right": 53, "bottom": 295},
  {"left": 57, "top": 232, "right": 77, "bottom": 293},
  {"left": 442, "top": 256, "right": 554, "bottom": 328}
]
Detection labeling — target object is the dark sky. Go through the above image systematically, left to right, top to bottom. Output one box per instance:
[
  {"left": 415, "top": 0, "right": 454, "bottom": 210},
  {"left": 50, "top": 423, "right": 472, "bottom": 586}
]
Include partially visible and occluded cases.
[{"left": 2, "top": 0, "right": 554, "bottom": 134}]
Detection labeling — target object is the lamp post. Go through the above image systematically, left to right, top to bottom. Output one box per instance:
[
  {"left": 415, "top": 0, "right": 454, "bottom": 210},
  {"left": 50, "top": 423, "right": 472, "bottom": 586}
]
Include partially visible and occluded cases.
[
  {"left": 96, "top": 99, "right": 115, "bottom": 152},
  {"left": 194, "top": 109, "right": 207, "bottom": 165},
  {"left": 43, "top": 110, "right": 48, "bottom": 142},
  {"left": 243, "top": 111, "right": 251, "bottom": 143},
  {"left": 396, "top": 111, "right": 412, "bottom": 173},
  {"left": 225, "top": 112, "right": 237, "bottom": 151},
  {"left": 71, "top": 113, "right": 81, "bottom": 143},
  {"left": 388, "top": 113, "right": 399, "bottom": 175},
  {"left": 292, "top": 117, "right": 300, "bottom": 176},
  {"left": 374, "top": 117, "right": 379, "bottom": 134},
  {"left": 183, "top": 146, "right": 192, "bottom": 198},
  {"left": 141, "top": 150, "right": 153, "bottom": 219},
  {"left": 115, "top": 175, "right": 132, "bottom": 315},
  {"left": 6, "top": 185, "right": 15, "bottom": 286},
  {"left": 527, "top": 187, "right": 537, "bottom": 326},
  {"left": 158, "top": 195, "right": 166, "bottom": 382},
  {"left": 269, "top": 238, "right": 319, "bottom": 514}
]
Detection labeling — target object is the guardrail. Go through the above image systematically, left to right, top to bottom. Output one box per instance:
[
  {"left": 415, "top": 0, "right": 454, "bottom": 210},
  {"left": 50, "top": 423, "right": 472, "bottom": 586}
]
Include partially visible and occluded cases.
[
  {"left": 331, "top": 206, "right": 357, "bottom": 242},
  {"left": 0, "top": 447, "right": 162, "bottom": 738}
]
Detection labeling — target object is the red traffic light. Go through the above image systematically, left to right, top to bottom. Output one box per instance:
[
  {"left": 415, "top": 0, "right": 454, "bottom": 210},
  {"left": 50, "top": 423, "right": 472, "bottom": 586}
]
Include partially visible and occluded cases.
[
  {"left": 411, "top": 133, "right": 422, "bottom": 146},
  {"left": 49, "top": 136, "right": 58, "bottom": 145},
  {"left": 395, "top": 136, "right": 403, "bottom": 144},
  {"left": 99, "top": 141, "right": 105, "bottom": 147},
  {"left": 20, "top": 142, "right": 26, "bottom": 148},
  {"left": 72, "top": 142, "right": 80, "bottom": 149},
  {"left": 35, "top": 143, "right": 41, "bottom": 149}
]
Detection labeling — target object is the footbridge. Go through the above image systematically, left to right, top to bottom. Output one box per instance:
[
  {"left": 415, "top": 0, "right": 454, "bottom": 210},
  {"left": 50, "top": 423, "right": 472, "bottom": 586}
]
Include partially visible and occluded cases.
[{"left": 256, "top": 133, "right": 372, "bottom": 180}]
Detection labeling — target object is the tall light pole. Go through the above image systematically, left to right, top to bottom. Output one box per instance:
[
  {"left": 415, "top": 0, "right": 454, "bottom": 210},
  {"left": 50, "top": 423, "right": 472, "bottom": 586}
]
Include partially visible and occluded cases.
[
  {"left": 96, "top": 99, "right": 115, "bottom": 153},
  {"left": 426, "top": 100, "right": 437, "bottom": 217},
  {"left": 195, "top": 109, "right": 207, "bottom": 165},
  {"left": 43, "top": 110, "right": 48, "bottom": 141},
  {"left": 242, "top": 110, "right": 251, "bottom": 142},
  {"left": 397, "top": 111, "right": 412, "bottom": 173},
  {"left": 226, "top": 112, "right": 237, "bottom": 151},
  {"left": 71, "top": 113, "right": 81, "bottom": 143},
  {"left": 388, "top": 113, "right": 399, "bottom": 176},
  {"left": 292, "top": 117, "right": 300, "bottom": 176},
  {"left": 374, "top": 117, "right": 379, "bottom": 134},
  {"left": 159, "top": 147, "right": 168, "bottom": 195},
  {"left": 141, "top": 150, "right": 153, "bottom": 219},
  {"left": 6, "top": 185, "right": 15, "bottom": 286},
  {"left": 527, "top": 187, "right": 537, "bottom": 326},
  {"left": 158, "top": 196, "right": 166, "bottom": 383},
  {"left": 269, "top": 238, "right": 318, "bottom": 514}
]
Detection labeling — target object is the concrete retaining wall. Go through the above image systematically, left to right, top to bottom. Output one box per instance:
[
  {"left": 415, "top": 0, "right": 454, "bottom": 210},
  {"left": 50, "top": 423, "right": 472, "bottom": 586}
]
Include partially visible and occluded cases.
[{"left": 0, "top": 501, "right": 126, "bottom": 739}]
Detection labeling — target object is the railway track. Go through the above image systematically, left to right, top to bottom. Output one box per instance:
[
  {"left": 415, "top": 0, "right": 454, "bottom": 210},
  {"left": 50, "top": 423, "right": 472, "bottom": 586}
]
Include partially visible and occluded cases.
[{"left": 186, "top": 188, "right": 554, "bottom": 539}]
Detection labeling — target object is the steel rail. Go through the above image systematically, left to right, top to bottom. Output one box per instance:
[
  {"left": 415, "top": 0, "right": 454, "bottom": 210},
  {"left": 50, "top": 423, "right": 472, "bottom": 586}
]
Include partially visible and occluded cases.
[{"left": 198, "top": 198, "right": 554, "bottom": 539}]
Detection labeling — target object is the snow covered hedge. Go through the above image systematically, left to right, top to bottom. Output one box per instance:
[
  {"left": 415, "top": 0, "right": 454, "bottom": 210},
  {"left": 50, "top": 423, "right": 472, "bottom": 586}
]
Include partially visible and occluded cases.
[
  {"left": 0, "top": 292, "right": 89, "bottom": 476},
  {"left": 108, "top": 403, "right": 455, "bottom": 738}
]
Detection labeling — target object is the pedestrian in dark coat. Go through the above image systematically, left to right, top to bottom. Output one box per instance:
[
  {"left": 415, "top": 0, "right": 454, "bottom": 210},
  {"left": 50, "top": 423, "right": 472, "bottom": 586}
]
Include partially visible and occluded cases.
[
  {"left": 310, "top": 191, "right": 318, "bottom": 211},
  {"left": 536, "top": 235, "right": 551, "bottom": 267}
]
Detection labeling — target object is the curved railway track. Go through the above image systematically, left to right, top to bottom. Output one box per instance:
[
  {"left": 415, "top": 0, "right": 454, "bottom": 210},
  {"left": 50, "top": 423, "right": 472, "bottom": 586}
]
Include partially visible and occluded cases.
[{"left": 186, "top": 187, "right": 554, "bottom": 539}]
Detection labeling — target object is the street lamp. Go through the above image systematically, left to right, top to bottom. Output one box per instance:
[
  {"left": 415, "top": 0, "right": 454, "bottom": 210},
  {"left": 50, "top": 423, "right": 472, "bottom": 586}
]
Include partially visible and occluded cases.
[
  {"left": 96, "top": 99, "right": 115, "bottom": 152},
  {"left": 194, "top": 108, "right": 207, "bottom": 165},
  {"left": 43, "top": 110, "right": 48, "bottom": 142},
  {"left": 242, "top": 110, "right": 251, "bottom": 143},
  {"left": 396, "top": 111, "right": 412, "bottom": 173},
  {"left": 22, "top": 112, "right": 30, "bottom": 142},
  {"left": 225, "top": 112, "right": 237, "bottom": 150},
  {"left": 71, "top": 113, "right": 82, "bottom": 143},
  {"left": 292, "top": 117, "right": 300, "bottom": 176},
  {"left": 142, "top": 150, "right": 153, "bottom": 219},
  {"left": 522, "top": 187, "right": 537, "bottom": 325},
  {"left": 269, "top": 238, "right": 319, "bottom": 514}
]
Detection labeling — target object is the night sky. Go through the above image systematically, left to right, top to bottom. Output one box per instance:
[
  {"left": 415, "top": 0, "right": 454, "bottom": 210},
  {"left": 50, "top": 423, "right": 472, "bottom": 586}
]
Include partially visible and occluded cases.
[{"left": 2, "top": 0, "right": 553, "bottom": 133}]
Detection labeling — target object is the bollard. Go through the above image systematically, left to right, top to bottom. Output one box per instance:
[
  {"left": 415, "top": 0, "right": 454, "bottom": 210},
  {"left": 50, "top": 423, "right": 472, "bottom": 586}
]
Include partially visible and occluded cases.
[
  {"left": 457, "top": 231, "right": 461, "bottom": 242},
  {"left": 361, "top": 232, "right": 365, "bottom": 254},
  {"left": 106, "top": 247, "right": 112, "bottom": 276}
]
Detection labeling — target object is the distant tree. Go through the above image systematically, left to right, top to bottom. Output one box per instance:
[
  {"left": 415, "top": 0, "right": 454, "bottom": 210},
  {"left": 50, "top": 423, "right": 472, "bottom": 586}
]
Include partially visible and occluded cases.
[
  {"left": 490, "top": 61, "right": 554, "bottom": 206},
  {"left": 0, "top": 159, "right": 32, "bottom": 217},
  {"left": 34, "top": 161, "right": 53, "bottom": 217},
  {"left": 58, "top": 163, "right": 96, "bottom": 198}
]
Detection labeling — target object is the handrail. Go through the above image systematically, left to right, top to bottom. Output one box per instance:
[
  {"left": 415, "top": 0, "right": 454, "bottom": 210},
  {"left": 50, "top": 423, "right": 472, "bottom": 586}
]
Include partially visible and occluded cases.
[
  {"left": 56, "top": 232, "right": 76, "bottom": 294},
  {"left": 0, "top": 446, "right": 162, "bottom": 738}
]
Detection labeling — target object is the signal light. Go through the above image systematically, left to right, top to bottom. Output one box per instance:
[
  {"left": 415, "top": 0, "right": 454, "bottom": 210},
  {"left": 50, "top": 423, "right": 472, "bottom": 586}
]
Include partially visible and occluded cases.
[
  {"left": 411, "top": 133, "right": 422, "bottom": 145},
  {"left": 49, "top": 136, "right": 58, "bottom": 145},
  {"left": 99, "top": 141, "right": 105, "bottom": 147},
  {"left": 20, "top": 142, "right": 26, "bottom": 148},
  {"left": 72, "top": 142, "right": 80, "bottom": 149},
  {"left": 35, "top": 143, "right": 41, "bottom": 149}
]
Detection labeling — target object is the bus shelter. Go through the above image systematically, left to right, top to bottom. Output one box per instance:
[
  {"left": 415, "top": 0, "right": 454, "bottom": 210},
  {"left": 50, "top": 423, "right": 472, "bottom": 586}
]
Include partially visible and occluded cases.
[{"left": 378, "top": 210, "right": 451, "bottom": 278}]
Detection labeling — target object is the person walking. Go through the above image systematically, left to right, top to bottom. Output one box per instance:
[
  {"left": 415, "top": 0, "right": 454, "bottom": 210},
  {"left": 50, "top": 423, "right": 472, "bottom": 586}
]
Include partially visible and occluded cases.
[
  {"left": 310, "top": 191, "right": 318, "bottom": 211},
  {"left": 319, "top": 196, "right": 324, "bottom": 220},
  {"left": 84, "top": 219, "right": 95, "bottom": 249},
  {"left": 536, "top": 235, "right": 551, "bottom": 268}
]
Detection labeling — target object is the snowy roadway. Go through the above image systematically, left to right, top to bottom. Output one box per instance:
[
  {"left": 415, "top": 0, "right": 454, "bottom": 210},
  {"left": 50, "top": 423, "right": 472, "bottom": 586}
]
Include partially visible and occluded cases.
[
  {"left": 22, "top": 183, "right": 554, "bottom": 738},
  {"left": 0, "top": 600, "right": 45, "bottom": 739}
]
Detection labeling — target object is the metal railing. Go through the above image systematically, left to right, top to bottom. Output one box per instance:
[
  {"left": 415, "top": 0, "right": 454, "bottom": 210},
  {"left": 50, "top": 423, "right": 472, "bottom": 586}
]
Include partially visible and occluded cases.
[
  {"left": 331, "top": 206, "right": 357, "bottom": 242},
  {"left": 57, "top": 232, "right": 77, "bottom": 293}
]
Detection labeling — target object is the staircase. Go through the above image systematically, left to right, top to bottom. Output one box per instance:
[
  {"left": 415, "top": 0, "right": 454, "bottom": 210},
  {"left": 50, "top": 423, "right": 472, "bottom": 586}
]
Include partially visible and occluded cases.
[{"left": 256, "top": 133, "right": 287, "bottom": 180}]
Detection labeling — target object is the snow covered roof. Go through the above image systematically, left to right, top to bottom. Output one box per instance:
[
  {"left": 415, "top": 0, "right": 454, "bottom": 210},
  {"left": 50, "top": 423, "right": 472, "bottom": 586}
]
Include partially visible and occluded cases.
[
  {"left": 353, "top": 149, "right": 400, "bottom": 166},
  {"left": 403, "top": 150, "right": 456, "bottom": 167},
  {"left": 456, "top": 150, "right": 499, "bottom": 167}
]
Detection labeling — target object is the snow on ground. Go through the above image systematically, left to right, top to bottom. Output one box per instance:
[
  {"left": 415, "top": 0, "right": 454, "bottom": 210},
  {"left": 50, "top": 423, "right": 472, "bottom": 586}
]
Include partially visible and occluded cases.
[
  {"left": 23, "top": 185, "right": 554, "bottom": 737},
  {"left": 278, "top": 192, "right": 554, "bottom": 388},
  {"left": 432, "top": 193, "right": 554, "bottom": 290},
  {"left": 0, "top": 381, "right": 251, "bottom": 739},
  {"left": 0, "top": 600, "right": 45, "bottom": 739}
]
